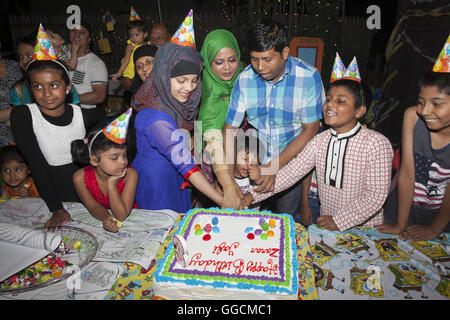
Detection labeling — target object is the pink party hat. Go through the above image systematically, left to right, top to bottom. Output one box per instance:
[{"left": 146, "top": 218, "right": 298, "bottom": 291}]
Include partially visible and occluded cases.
[
  {"left": 129, "top": 7, "right": 142, "bottom": 22},
  {"left": 171, "top": 9, "right": 195, "bottom": 48},
  {"left": 32, "top": 24, "right": 58, "bottom": 61},
  {"left": 432, "top": 34, "right": 450, "bottom": 73},
  {"left": 330, "top": 52, "right": 346, "bottom": 83},
  {"left": 342, "top": 56, "right": 361, "bottom": 83},
  {"left": 103, "top": 108, "right": 132, "bottom": 144}
]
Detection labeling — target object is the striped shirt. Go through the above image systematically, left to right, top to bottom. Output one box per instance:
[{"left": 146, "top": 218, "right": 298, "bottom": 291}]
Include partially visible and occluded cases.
[
  {"left": 225, "top": 55, "right": 325, "bottom": 163},
  {"left": 249, "top": 123, "right": 394, "bottom": 231}
]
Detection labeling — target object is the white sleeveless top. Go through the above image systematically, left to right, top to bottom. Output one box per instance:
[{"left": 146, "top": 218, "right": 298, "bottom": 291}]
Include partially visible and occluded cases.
[{"left": 27, "top": 103, "right": 86, "bottom": 166}]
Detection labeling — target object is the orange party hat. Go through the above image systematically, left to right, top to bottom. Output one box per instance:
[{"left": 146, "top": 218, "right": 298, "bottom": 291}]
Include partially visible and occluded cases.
[
  {"left": 129, "top": 7, "right": 142, "bottom": 22},
  {"left": 171, "top": 9, "right": 195, "bottom": 48},
  {"left": 32, "top": 24, "right": 58, "bottom": 61},
  {"left": 432, "top": 34, "right": 450, "bottom": 73}
]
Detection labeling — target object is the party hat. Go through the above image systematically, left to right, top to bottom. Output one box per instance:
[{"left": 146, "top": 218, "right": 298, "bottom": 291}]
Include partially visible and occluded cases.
[
  {"left": 129, "top": 7, "right": 142, "bottom": 22},
  {"left": 171, "top": 9, "right": 195, "bottom": 48},
  {"left": 32, "top": 24, "right": 58, "bottom": 61},
  {"left": 432, "top": 34, "right": 450, "bottom": 73},
  {"left": 330, "top": 52, "right": 346, "bottom": 83},
  {"left": 342, "top": 56, "right": 361, "bottom": 83},
  {"left": 102, "top": 108, "right": 132, "bottom": 144}
]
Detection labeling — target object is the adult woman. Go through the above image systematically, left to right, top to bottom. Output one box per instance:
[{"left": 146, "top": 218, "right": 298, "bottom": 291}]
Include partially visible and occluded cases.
[
  {"left": 69, "top": 25, "right": 108, "bottom": 109},
  {"left": 198, "top": 29, "right": 245, "bottom": 209},
  {"left": 0, "top": 41, "right": 23, "bottom": 147},
  {"left": 131, "top": 42, "right": 222, "bottom": 212},
  {"left": 128, "top": 44, "right": 158, "bottom": 162}
]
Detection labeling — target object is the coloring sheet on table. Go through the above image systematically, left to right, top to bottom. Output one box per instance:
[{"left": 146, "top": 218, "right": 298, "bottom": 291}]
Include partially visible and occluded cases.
[
  {"left": 0, "top": 198, "right": 178, "bottom": 269},
  {"left": 308, "top": 224, "right": 450, "bottom": 300},
  {"left": 0, "top": 262, "right": 123, "bottom": 300}
]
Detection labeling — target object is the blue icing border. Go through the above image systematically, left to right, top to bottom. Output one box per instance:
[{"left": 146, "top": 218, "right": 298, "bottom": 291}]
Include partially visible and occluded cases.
[{"left": 155, "top": 208, "right": 299, "bottom": 296}]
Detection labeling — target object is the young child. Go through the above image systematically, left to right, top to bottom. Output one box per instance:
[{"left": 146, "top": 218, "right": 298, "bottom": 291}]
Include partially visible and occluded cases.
[
  {"left": 110, "top": 12, "right": 149, "bottom": 82},
  {"left": 10, "top": 24, "right": 106, "bottom": 227},
  {"left": 46, "top": 28, "right": 79, "bottom": 71},
  {"left": 377, "top": 36, "right": 450, "bottom": 240},
  {"left": 244, "top": 55, "right": 394, "bottom": 231},
  {"left": 71, "top": 109, "right": 138, "bottom": 233},
  {"left": 232, "top": 132, "right": 264, "bottom": 194},
  {"left": 0, "top": 146, "right": 39, "bottom": 199}
]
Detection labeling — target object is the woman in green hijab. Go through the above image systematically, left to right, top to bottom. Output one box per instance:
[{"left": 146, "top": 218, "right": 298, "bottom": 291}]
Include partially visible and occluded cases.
[{"left": 198, "top": 29, "right": 245, "bottom": 209}]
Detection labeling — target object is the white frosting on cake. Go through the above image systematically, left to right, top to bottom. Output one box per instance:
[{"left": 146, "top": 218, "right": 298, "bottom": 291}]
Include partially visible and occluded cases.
[{"left": 154, "top": 208, "right": 298, "bottom": 300}]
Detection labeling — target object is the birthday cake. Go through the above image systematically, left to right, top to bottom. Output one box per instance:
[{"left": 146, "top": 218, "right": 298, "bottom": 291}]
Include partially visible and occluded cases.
[{"left": 153, "top": 208, "right": 298, "bottom": 300}]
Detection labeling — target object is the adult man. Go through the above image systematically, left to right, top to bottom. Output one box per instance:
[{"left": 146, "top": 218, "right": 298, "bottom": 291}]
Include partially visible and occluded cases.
[
  {"left": 223, "top": 19, "right": 325, "bottom": 220},
  {"left": 150, "top": 23, "right": 170, "bottom": 47},
  {"left": 69, "top": 25, "right": 108, "bottom": 109}
]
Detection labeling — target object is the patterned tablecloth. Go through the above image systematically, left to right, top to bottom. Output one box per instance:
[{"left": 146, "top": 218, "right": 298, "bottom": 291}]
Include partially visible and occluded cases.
[{"left": 104, "top": 214, "right": 319, "bottom": 300}]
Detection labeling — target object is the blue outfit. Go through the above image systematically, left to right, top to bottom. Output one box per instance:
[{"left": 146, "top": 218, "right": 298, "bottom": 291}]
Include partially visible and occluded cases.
[
  {"left": 10, "top": 84, "right": 80, "bottom": 106},
  {"left": 132, "top": 108, "right": 195, "bottom": 213}
]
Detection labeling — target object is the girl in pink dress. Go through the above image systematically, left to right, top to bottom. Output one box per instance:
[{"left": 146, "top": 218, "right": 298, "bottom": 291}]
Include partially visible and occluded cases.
[{"left": 71, "top": 109, "right": 138, "bottom": 232}]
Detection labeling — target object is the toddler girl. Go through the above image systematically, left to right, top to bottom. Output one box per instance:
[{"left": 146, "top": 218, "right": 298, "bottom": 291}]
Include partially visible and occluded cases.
[
  {"left": 110, "top": 20, "right": 149, "bottom": 82},
  {"left": 46, "top": 28, "right": 78, "bottom": 71},
  {"left": 71, "top": 109, "right": 138, "bottom": 233},
  {"left": 0, "top": 145, "right": 39, "bottom": 199}
]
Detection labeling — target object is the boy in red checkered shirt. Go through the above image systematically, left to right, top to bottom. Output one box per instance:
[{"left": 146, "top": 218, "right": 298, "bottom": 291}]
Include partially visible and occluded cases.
[{"left": 244, "top": 55, "right": 394, "bottom": 231}]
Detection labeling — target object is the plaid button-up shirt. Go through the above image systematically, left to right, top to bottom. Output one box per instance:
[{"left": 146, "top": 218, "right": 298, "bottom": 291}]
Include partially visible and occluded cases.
[
  {"left": 225, "top": 55, "right": 325, "bottom": 163},
  {"left": 249, "top": 123, "right": 394, "bottom": 231}
]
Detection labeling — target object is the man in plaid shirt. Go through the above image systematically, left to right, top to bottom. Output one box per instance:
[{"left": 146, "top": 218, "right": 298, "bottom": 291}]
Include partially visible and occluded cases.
[{"left": 223, "top": 19, "right": 325, "bottom": 219}]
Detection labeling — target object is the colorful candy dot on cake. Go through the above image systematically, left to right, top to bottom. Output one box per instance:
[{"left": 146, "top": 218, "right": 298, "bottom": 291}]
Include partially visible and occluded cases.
[
  {"left": 211, "top": 217, "right": 219, "bottom": 225},
  {"left": 259, "top": 218, "right": 265, "bottom": 226},
  {"left": 269, "top": 219, "right": 276, "bottom": 228},
  {"left": 262, "top": 222, "right": 269, "bottom": 231},
  {"left": 194, "top": 224, "right": 201, "bottom": 230},
  {"left": 204, "top": 224, "right": 212, "bottom": 233},
  {"left": 212, "top": 226, "right": 220, "bottom": 233},
  {"left": 244, "top": 227, "right": 253, "bottom": 234},
  {"left": 195, "top": 228, "right": 203, "bottom": 236},
  {"left": 254, "top": 229, "right": 262, "bottom": 236},
  {"left": 267, "top": 230, "right": 275, "bottom": 238},
  {"left": 247, "top": 233, "right": 255, "bottom": 240},
  {"left": 260, "top": 233, "right": 268, "bottom": 240},
  {"left": 202, "top": 234, "right": 211, "bottom": 241},
  {"left": 73, "top": 241, "right": 81, "bottom": 249}
]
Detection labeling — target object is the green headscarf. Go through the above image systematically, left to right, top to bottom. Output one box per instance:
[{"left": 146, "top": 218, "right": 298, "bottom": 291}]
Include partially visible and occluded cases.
[{"left": 198, "top": 29, "right": 244, "bottom": 136}]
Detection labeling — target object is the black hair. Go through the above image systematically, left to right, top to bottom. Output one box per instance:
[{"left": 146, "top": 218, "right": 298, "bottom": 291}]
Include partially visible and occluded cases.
[
  {"left": 247, "top": 18, "right": 290, "bottom": 53},
  {"left": 128, "top": 20, "right": 147, "bottom": 34},
  {"left": 46, "top": 27, "right": 69, "bottom": 45},
  {"left": 16, "top": 33, "right": 36, "bottom": 47},
  {"left": 26, "top": 60, "right": 71, "bottom": 86},
  {"left": 418, "top": 70, "right": 450, "bottom": 95},
  {"left": 328, "top": 79, "right": 372, "bottom": 109},
  {"left": 71, "top": 129, "right": 128, "bottom": 166},
  {"left": 236, "top": 133, "right": 266, "bottom": 165},
  {"left": 0, "top": 146, "right": 28, "bottom": 168}
]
